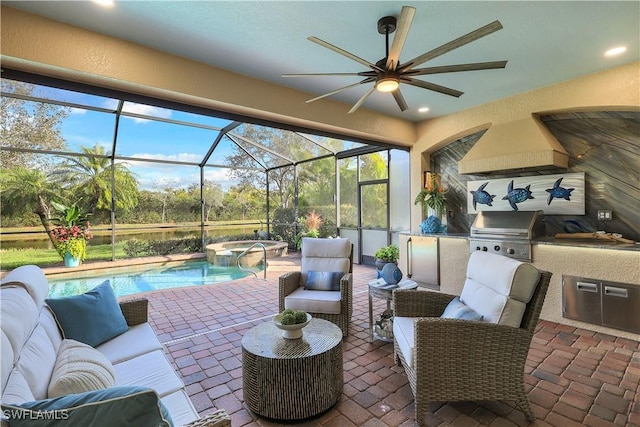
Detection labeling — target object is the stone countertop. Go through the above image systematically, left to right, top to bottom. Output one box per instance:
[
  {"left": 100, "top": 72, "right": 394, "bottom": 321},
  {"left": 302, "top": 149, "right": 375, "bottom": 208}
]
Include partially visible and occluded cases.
[
  {"left": 399, "top": 232, "right": 640, "bottom": 251},
  {"left": 399, "top": 232, "right": 469, "bottom": 239},
  {"left": 533, "top": 237, "right": 640, "bottom": 252}
]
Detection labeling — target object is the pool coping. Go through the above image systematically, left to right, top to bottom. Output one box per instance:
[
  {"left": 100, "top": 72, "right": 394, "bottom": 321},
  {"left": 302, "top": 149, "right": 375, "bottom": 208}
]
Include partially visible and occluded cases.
[{"left": 41, "top": 253, "right": 207, "bottom": 279}]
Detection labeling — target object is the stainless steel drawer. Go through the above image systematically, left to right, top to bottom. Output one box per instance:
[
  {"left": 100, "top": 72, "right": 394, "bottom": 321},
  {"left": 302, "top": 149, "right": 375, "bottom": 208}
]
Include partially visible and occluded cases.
[
  {"left": 563, "top": 275, "right": 640, "bottom": 334},
  {"left": 563, "top": 276, "right": 602, "bottom": 325},
  {"left": 602, "top": 283, "right": 640, "bottom": 333}
]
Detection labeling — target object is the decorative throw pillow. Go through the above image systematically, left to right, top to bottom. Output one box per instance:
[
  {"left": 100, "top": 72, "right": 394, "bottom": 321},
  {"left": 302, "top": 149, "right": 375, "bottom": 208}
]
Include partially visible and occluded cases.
[
  {"left": 304, "top": 271, "right": 343, "bottom": 291},
  {"left": 45, "top": 281, "right": 129, "bottom": 347},
  {"left": 441, "top": 296, "right": 483, "bottom": 321},
  {"left": 48, "top": 339, "right": 116, "bottom": 398},
  {"left": 2, "top": 386, "right": 173, "bottom": 427}
]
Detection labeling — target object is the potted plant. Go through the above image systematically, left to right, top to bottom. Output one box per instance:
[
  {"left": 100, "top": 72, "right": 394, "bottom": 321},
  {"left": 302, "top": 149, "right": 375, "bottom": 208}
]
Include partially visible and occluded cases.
[
  {"left": 414, "top": 172, "right": 447, "bottom": 233},
  {"left": 50, "top": 201, "right": 93, "bottom": 267},
  {"left": 295, "top": 210, "right": 323, "bottom": 249},
  {"left": 374, "top": 244, "right": 399, "bottom": 272}
]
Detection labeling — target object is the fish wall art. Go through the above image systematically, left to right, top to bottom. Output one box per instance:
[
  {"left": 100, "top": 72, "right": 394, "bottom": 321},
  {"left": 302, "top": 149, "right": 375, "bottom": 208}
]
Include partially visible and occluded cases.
[{"left": 466, "top": 172, "right": 585, "bottom": 214}]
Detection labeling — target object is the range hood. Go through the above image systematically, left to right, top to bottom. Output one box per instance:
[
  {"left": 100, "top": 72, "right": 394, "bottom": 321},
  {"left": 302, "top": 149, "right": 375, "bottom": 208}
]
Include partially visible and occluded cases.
[{"left": 458, "top": 116, "right": 569, "bottom": 174}]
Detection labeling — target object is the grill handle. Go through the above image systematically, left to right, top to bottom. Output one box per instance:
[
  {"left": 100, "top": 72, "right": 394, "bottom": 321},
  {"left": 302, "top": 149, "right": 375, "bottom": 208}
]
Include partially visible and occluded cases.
[{"left": 406, "top": 237, "right": 412, "bottom": 278}]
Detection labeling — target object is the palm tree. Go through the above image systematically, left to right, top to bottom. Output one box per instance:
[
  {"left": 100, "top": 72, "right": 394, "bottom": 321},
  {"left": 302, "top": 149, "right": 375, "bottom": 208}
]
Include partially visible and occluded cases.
[
  {"left": 52, "top": 144, "right": 139, "bottom": 216},
  {"left": 0, "top": 167, "right": 59, "bottom": 245}
]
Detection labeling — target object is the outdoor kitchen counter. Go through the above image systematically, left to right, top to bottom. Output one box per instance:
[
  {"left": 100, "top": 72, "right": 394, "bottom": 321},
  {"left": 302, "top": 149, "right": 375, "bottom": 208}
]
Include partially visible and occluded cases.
[
  {"left": 403, "top": 232, "right": 639, "bottom": 251},
  {"left": 407, "top": 234, "right": 640, "bottom": 340},
  {"left": 533, "top": 237, "right": 640, "bottom": 251}
]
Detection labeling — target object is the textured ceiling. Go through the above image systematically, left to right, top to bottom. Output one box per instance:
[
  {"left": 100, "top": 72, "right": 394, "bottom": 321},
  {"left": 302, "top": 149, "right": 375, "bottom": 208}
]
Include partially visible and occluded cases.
[{"left": 4, "top": 1, "right": 639, "bottom": 122}]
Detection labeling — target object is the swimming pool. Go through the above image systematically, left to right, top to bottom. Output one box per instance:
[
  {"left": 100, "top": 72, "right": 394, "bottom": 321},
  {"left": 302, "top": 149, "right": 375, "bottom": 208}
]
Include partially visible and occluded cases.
[{"left": 48, "top": 261, "right": 261, "bottom": 298}]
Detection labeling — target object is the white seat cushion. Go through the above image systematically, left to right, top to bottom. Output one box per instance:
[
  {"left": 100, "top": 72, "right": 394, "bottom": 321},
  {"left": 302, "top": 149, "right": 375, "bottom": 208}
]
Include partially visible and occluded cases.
[
  {"left": 460, "top": 251, "right": 540, "bottom": 327},
  {"left": 284, "top": 288, "right": 342, "bottom": 314},
  {"left": 392, "top": 317, "right": 415, "bottom": 368},
  {"left": 96, "top": 323, "right": 163, "bottom": 365},
  {"left": 112, "top": 350, "right": 184, "bottom": 398},
  {"left": 160, "top": 389, "right": 199, "bottom": 426}
]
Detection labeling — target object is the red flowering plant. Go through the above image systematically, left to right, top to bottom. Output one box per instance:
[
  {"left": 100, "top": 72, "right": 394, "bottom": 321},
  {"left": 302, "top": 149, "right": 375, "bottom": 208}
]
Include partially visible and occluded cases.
[{"left": 50, "top": 201, "right": 93, "bottom": 261}]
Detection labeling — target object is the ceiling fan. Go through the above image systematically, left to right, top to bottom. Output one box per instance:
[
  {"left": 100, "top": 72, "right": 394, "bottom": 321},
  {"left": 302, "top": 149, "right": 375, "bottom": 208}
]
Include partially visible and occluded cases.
[{"left": 283, "top": 6, "right": 508, "bottom": 114}]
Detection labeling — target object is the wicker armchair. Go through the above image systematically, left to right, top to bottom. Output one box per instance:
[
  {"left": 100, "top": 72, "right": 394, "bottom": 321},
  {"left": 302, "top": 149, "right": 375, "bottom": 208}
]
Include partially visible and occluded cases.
[
  {"left": 279, "top": 237, "right": 353, "bottom": 336},
  {"left": 393, "top": 253, "right": 552, "bottom": 425}
]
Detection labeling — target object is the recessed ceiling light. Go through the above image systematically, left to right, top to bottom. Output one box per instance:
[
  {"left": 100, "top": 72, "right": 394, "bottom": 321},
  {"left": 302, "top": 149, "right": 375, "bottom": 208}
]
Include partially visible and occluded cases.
[
  {"left": 92, "top": 0, "right": 115, "bottom": 7},
  {"left": 605, "top": 46, "right": 627, "bottom": 57},
  {"left": 418, "top": 107, "right": 430, "bottom": 113}
]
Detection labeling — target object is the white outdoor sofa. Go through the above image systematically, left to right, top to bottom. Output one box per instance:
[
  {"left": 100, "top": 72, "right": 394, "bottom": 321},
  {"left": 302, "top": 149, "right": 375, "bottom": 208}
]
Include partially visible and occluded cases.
[{"left": 0, "top": 265, "right": 230, "bottom": 427}]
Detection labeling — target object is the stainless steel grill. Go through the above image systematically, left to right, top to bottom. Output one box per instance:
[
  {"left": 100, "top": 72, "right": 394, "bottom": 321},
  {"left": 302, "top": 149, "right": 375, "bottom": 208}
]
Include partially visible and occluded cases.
[{"left": 469, "top": 210, "right": 544, "bottom": 262}]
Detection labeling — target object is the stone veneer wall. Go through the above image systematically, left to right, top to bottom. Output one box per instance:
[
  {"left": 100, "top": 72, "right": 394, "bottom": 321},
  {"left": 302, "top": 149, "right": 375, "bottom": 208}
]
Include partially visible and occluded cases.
[{"left": 430, "top": 111, "right": 640, "bottom": 242}]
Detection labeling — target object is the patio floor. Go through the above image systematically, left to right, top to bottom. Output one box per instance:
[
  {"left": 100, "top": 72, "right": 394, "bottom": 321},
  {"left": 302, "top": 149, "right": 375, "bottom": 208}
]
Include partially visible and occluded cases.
[{"left": 123, "top": 253, "right": 640, "bottom": 427}]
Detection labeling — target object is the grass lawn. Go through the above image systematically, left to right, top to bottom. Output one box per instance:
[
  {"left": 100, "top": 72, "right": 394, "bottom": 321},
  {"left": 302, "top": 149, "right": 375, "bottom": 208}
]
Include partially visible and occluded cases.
[{"left": 0, "top": 243, "right": 127, "bottom": 271}]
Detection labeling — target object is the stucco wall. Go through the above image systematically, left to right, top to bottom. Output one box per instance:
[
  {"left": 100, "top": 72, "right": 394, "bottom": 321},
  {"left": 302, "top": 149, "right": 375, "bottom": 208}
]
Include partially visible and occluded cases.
[
  {"left": 0, "top": 6, "right": 415, "bottom": 147},
  {"left": 410, "top": 62, "right": 640, "bottom": 230},
  {"left": 435, "top": 239, "right": 640, "bottom": 340},
  {"left": 533, "top": 245, "right": 640, "bottom": 341}
]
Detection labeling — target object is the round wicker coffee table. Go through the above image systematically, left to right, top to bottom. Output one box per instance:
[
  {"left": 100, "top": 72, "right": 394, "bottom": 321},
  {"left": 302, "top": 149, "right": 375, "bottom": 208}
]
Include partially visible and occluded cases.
[{"left": 241, "top": 318, "right": 343, "bottom": 420}]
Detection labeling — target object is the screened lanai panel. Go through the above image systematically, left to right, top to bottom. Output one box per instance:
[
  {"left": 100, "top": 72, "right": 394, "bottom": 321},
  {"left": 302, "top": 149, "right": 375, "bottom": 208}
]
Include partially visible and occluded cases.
[
  {"left": 2, "top": 78, "right": 118, "bottom": 109},
  {"left": 1, "top": 99, "right": 116, "bottom": 156},
  {"left": 121, "top": 101, "right": 232, "bottom": 129},
  {"left": 115, "top": 115, "right": 217, "bottom": 161},
  {"left": 232, "top": 124, "right": 333, "bottom": 163},
  {"left": 299, "top": 133, "right": 366, "bottom": 153},
  {"left": 228, "top": 134, "right": 292, "bottom": 169},
  {"left": 205, "top": 135, "right": 265, "bottom": 170},
  {"left": 359, "top": 151, "right": 388, "bottom": 181},
  {"left": 338, "top": 157, "right": 358, "bottom": 228},
  {"left": 297, "top": 158, "right": 336, "bottom": 236}
]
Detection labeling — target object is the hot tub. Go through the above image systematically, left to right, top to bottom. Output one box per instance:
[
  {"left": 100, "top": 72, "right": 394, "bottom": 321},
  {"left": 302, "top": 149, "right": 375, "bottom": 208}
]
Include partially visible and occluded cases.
[{"left": 205, "top": 240, "right": 288, "bottom": 267}]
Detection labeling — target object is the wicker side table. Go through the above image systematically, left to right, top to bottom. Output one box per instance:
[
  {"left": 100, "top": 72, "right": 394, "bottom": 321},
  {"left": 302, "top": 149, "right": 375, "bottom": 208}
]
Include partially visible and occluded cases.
[{"left": 241, "top": 318, "right": 343, "bottom": 420}]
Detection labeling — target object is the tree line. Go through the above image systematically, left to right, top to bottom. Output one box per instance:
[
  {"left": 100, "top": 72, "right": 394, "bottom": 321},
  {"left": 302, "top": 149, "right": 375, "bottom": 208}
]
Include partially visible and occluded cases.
[{"left": 1, "top": 79, "right": 386, "bottom": 247}]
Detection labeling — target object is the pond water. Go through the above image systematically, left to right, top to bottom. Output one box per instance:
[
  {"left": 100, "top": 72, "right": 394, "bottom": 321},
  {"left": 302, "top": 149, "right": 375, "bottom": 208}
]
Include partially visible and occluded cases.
[{"left": 2, "top": 226, "right": 257, "bottom": 250}]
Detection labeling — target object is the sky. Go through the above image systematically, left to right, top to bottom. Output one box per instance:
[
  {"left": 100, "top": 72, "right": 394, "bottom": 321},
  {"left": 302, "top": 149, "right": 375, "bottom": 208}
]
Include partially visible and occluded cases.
[
  {"left": 11, "top": 79, "right": 364, "bottom": 192},
  {"left": 42, "top": 85, "right": 247, "bottom": 191}
]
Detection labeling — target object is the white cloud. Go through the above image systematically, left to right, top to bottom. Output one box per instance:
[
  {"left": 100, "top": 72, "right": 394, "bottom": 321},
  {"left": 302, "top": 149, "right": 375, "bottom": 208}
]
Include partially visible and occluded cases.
[
  {"left": 101, "top": 100, "right": 173, "bottom": 123},
  {"left": 123, "top": 104, "right": 173, "bottom": 124},
  {"left": 69, "top": 107, "right": 87, "bottom": 115},
  {"left": 128, "top": 152, "right": 203, "bottom": 163},
  {"left": 121, "top": 159, "right": 238, "bottom": 191}
]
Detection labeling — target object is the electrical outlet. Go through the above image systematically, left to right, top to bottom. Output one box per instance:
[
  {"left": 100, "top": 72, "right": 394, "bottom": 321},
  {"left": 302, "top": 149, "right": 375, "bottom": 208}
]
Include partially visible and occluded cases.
[{"left": 597, "top": 210, "right": 613, "bottom": 221}]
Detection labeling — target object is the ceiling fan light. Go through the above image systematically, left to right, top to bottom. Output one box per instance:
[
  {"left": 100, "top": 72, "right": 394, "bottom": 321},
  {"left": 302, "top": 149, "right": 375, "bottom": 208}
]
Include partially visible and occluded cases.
[{"left": 376, "top": 78, "right": 399, "bottom": 92}]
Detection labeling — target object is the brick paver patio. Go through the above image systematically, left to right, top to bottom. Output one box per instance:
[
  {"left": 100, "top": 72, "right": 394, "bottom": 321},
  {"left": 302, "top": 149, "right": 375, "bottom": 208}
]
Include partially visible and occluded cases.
[{"left": 120, "top": 253, "right": 639, "bottom": 427}]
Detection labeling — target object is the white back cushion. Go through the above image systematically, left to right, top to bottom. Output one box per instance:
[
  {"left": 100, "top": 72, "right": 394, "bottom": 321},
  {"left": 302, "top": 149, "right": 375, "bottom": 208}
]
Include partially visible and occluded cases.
[
  {"left": 300, "top": 238, "right": 351, "bottom": 286},
  {"left": 460, "top": 252, "right": 540, "bottom": 327},
  {"left": 1, "top": 265, "right": 58, "bottom": 402},
  {"left": 1, "top": 287, "right": 40, "bottom": 392},
  {"left": 13, "top": 325, "right": 58, "bottom": 400}
]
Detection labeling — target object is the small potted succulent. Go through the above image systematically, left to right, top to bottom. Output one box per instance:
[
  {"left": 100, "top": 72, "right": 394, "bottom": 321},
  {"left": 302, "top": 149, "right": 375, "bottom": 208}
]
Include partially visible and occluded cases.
[{"left": 273, "top": 309, "right": 311, "bottom": 339}]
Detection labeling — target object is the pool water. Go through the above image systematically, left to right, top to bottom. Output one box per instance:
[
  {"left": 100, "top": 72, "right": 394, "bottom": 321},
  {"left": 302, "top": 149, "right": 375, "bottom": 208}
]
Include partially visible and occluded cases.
[{"left": 48, "top": 261, "right": 261, "bottom": 298}]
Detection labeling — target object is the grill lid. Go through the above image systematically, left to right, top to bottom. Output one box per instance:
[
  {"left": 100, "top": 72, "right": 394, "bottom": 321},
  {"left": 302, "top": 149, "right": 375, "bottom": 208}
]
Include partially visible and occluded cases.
[{"left": 470, "top": 210, "right": 544, "bottom": 241}]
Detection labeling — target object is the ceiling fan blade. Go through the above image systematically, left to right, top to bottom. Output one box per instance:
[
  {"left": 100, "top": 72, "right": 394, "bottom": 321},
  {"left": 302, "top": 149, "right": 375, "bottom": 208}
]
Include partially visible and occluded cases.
[
  {"left": 386, "top": 6, "right": 416, "bottom": 70},
  {"left": 404, "top": 20, "right": 503, "bottom": 70},
  {"left": 308, "top": 36, "right": 384, "bottom": 72},
  {"left": 407, "top": 60, "right": 508, "bottom": 76},
  {"left": 283, "top": 72, "right": 365, "bottom": 77},
  {"left": 306, "top": 78, "right": 375, "bottom": 103},
  {"left": 403, "top": 78, "right": 464, "bottom": 98},
  {"left": 348, "top": 86, "right": 376, "bottom": 114},
  {"left": 392, "top": 88, "right": 409, "bottom": 112}
]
